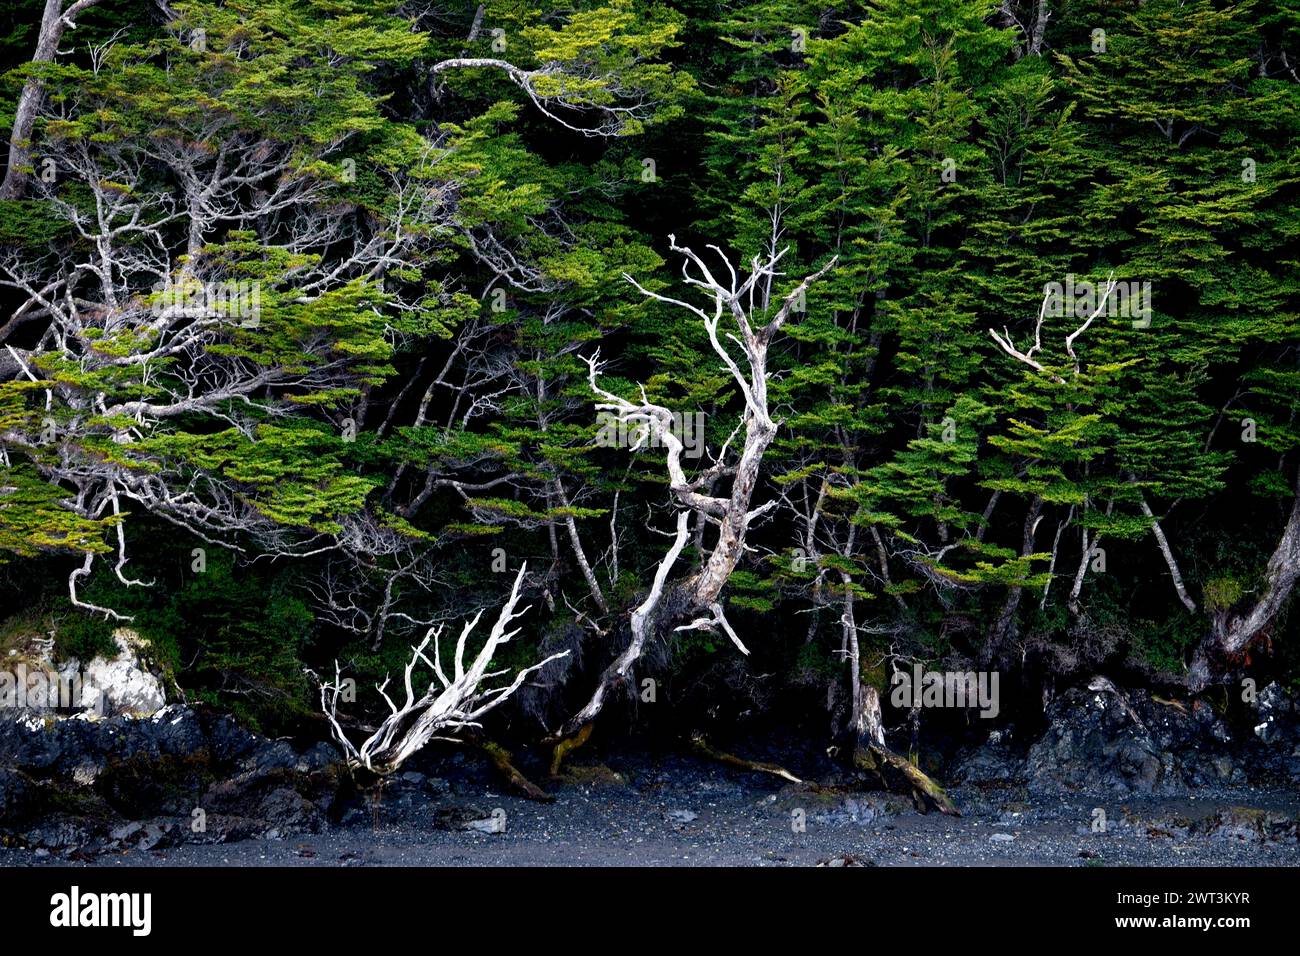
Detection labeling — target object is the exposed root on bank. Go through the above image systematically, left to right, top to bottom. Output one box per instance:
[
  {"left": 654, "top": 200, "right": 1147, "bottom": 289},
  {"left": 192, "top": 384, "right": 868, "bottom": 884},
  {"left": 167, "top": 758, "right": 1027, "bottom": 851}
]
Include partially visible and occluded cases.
[
  {"left": 548, "top": 722, "right": 593, "bottom": 779},
  {"left": 687, "top": 729, "right": 958, "bottom": 815}
]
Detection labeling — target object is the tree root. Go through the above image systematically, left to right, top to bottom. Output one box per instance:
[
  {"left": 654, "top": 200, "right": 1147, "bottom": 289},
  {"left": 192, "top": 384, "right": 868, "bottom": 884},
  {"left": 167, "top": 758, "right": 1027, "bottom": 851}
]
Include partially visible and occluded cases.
[
  {"left": 547, "top": 722, "right": 593, "bottom": 779},
  {"left": 688, "top": 732, "right": 806, "bottom": 785},
  {"left": 468, "top": 734, "right": 554, "bottom": 802},
  {"left": 853, "top": 744, "right": 960, "bottom": 816}
]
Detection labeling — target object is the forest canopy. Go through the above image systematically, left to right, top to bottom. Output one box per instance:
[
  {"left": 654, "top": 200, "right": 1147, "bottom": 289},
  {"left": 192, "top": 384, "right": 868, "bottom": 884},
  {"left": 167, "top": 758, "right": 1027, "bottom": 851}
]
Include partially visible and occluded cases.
[{"left": 1, "top": 0, "right": 1297, "bottom": 770}]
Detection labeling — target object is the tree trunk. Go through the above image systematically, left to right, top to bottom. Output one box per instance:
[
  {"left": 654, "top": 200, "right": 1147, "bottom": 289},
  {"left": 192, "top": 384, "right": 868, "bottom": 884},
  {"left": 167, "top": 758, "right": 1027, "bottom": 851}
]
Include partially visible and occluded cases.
[
  {"left": 2, "top": 0, "right": 102, "bottom": 199},
  {"left": 1027, "top": 0, "right": 1050, "bottom": 56},
  {"left": 679, "top": 416, "right": 776, "bottom": 609},
  {"left": 1190, "top": 474, "right": 1300, "bottom": 689},
  {"left": 1138, "top": 494, "right": 1197, "bottom": 612},
  {"left": 985, "top": 495, "right": 1043, "bottom": 663},
  {"left": 557, "top": 511, "right": 691, "bottom": 738},
  {"left": 850, "top": 686, "right": 959, "bottom": 816}
]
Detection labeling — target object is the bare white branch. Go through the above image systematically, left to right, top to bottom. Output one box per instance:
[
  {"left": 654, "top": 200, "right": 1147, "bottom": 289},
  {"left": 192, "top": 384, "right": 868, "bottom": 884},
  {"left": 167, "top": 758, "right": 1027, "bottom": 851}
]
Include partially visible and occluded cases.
[{"left": 316, "top": 564, "right": 569, "bottom": 774}]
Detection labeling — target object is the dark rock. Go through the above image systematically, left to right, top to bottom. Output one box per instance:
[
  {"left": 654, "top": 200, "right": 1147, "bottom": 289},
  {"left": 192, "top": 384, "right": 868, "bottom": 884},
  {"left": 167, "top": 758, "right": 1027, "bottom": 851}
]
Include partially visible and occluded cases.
[
  {"left": 950, "top": 682, "right": 1300, "bottom": 793},
  {"left": 1252, "top": 682, "right": 1296, "bottom": 746},
  {"left": 1019, "top": 685, "right": 1253, "bottom": 794},
  {"left": 0, "top": 706, "right": 342, "bottom": 853},
  {"left": 199, "top": 713, "right": 262, "bottom": 764},
  {"left": 953, "top": 729, "right": 1026, "bottom": 786},
  {"left": 243, "top": 739, "right": 300, "bottom": 774},
  {"left": 297, "top": 742, "right": 341, "bottom": 773},
  {"left": 96, "top": 749, "right": 211, "bottom": 817},
  {"left": 0, "top": 767, "right": 34, "bottom": 822},
  {"left": 257, "top": 787, "right": 324, "bottom": 834},
  {"left": 808, "top": 794, "right": 893, "bottom": 826},
  {"left": 340, "top": 806, "right": 368, "bottom": 827},
  {"left": 1203, "top": 807, "right": 1299, "bottom": 843},
  {"left": 185, "top": 814, "right": 263, "bottom": 845},
  {"left": 22, "top": 816, "right": 103, "bottom": 853},
  {"left": 108, "top": 820, "right": 172, "bottom": 851},
  {"left": 109, "top": 820, "right": 144, "bottom": 842},
  {"left": 137, "top": 822, "right": 170, "bottom": 851}
]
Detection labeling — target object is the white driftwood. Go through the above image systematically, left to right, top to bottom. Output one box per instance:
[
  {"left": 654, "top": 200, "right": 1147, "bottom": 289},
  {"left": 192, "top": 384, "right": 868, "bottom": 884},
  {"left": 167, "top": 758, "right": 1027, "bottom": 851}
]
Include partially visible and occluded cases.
[{"left": 318, "top": 564, "right": 568, "bottom": 773}]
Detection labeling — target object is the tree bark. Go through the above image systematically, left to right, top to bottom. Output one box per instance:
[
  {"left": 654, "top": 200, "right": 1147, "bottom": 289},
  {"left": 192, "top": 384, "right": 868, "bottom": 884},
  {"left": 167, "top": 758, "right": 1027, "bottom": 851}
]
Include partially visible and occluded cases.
[
  {"left": 2, "top": 0, "right": 104, "bottom": 200},
  {"left": 1027, "top": 0, "right": 1050, "bottom": 56},
  {"left": 1190, "top": 473, "right": 1300, "bottom": 689},
  {"left": 553, "top": 478, "right": 608, "bottom": 613},
  {"left": 1138, "top": 494, "right": 1197, "bottom": 612},
  {"left": 557, "top": 510, "right": 691, "bottom": 738},
  {"left": 850, "top": 686, "right": 959, "bottom": 816}
]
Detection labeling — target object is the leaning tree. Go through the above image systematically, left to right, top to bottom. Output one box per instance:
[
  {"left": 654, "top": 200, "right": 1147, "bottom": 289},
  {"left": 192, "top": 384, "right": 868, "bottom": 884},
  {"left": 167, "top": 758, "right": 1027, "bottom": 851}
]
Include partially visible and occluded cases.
[{"left": 544, "top": 236, "right": 835, "bottom": 758}]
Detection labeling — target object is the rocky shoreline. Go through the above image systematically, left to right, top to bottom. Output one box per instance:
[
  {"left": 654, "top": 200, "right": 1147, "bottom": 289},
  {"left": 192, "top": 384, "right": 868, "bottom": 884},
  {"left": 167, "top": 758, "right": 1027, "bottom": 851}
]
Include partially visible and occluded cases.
[
  {"left": 1, "top": 674, "right": 1299, "bottom": 865},
  {"left": 956, "top": 679, "right": 1300, "bottom": 793},
  {"left": 0, "top": 706, "right": 341, "bottom": 855}
]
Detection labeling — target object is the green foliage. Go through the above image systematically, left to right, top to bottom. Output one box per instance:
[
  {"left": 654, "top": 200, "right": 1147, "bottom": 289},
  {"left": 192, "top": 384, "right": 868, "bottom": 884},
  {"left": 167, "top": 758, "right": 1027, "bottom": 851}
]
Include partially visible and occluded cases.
[
  {"left": 2, "top": 0, "right": 1299, "bottom": 738},
  {"left": 73, "top": 545, "right": 315, "bottom": 732}
]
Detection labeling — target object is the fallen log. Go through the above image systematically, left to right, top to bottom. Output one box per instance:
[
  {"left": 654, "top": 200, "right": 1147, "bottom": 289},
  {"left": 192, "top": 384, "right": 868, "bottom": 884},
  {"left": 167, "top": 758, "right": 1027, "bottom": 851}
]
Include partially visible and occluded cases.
[
  {"left": 548, "top": 722, "right": 593, "bottom": 779},
  {"left": 688, "top": 728, "right": 957, "bottom": 815},
  {"left": 688, "top": 732, "right": 805, "bottom": 785},
  {"left": 468, "top": 734, "right": 554, "bottom": 802},
  {"left": 853, "top": 743, "right": 961, "bottom": 817}
]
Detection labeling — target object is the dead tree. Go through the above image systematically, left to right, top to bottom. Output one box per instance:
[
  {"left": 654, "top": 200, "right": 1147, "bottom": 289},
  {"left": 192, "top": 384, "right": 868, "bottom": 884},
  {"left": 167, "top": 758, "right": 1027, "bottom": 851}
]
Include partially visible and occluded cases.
[
  {"left": 550, "top": 236, "right": 836, "bottom": 754},
  {"left": 318, "top": 564, "right": 568, "bottom": 775}
]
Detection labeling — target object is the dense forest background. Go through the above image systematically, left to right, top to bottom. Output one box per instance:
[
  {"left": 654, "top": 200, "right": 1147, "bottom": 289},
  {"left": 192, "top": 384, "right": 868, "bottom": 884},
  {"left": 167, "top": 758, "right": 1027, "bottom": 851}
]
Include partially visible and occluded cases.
[{"left": 1, "top": 0, "right": 1298, "bottom": 760}]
